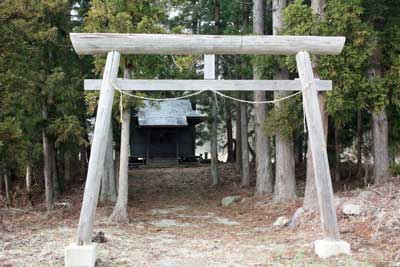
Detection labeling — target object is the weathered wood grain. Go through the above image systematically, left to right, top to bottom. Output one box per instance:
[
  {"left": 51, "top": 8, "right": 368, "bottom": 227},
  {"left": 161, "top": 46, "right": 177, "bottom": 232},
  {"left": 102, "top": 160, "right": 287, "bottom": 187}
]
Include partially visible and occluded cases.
[
  {"left": 70, "top": 33, "right": 345, "bottom": 55},
  {"left": 296, "top": 50, "right": 340, "bottom": 240},
  {"left": 76, "top": 51, "right": 120, "bottom": 245},
  {"left": 84, "top": 79, "right": 332, "bottom": 91}
]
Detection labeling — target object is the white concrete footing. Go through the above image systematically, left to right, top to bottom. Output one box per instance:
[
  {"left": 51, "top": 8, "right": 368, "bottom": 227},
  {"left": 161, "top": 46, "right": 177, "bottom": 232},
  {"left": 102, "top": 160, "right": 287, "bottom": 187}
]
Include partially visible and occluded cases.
[
  {"left": 315, "top": 239, "right": 350, "bottom": 259},
  {"left": 65, "top": 243, "right": 97, "bottom": 267}
]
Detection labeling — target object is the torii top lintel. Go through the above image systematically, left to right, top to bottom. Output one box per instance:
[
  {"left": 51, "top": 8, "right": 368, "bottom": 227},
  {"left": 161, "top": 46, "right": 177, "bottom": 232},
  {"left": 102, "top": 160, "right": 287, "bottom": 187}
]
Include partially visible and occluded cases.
[{"left": 70, "top": 33, "right": 345, "bottom": 56}]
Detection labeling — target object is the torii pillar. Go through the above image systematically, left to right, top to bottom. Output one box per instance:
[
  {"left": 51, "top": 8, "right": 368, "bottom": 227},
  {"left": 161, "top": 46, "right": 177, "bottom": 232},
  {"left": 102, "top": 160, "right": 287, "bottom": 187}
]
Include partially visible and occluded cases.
[{"left": 65, "top": 51, "right": 120, "bottom": 267}]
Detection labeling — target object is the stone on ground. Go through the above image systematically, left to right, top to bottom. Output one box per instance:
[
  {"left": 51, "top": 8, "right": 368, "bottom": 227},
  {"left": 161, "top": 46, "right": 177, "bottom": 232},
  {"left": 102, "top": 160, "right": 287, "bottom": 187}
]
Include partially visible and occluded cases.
[
  {"left": 221, "top": 195, "right": 241, "bottom": 207},
  {"left": 342, "top": 203, "right": 362, "bottom": 216},
  {"left": 289, "top": 207, "right": 305, "bottom": 228},
  {"left": 273, "top": 216, "right": 289, "bottom": 227},
  {"left": 314, "top": 239, "right": 351, "bottom": 258},
  {"left": 65, "top": 243, "right": 97, "bottom": 267}
]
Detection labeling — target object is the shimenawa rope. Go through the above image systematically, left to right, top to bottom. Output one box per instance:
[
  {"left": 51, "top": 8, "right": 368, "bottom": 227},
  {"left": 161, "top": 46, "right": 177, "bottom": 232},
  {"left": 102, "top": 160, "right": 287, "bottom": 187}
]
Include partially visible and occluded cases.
[{"left": 111, "top": 81, "right": 310, "bottom": 105}]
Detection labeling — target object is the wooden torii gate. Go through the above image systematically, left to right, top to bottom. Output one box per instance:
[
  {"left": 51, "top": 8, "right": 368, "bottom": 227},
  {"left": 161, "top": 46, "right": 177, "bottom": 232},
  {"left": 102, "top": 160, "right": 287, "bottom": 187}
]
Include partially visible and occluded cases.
[{"left": 65, "top": 33, "right": 349, "bottom": 267}]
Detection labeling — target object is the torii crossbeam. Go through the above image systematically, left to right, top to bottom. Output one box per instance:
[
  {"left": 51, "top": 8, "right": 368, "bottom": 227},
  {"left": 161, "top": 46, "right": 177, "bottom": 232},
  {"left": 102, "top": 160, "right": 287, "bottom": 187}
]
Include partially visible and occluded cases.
[{"left": 65, "top": 33, "right": 349, "bottom": 267}]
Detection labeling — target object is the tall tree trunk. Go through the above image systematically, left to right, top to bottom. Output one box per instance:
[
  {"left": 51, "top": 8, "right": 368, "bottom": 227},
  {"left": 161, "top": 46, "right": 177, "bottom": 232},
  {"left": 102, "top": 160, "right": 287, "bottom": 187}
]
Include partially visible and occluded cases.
[
  {"left": 191, "top": 0, "right": 199, "bottom": 34},
  {"left": 215, "top": 0, "right": 221, "bottom": 34},
  {"left": 240, "top": 0, "right": 250, "bottom": 187},
  {"left": 242, "top": 0, "right": 250, "bottom": 32},
  {"left": 254, "top": 0, "right": 273, "bottom": 194},
  {"left": 272, "top": 0, "right": 295, "bottom": 200},
  {"left": 303, "top": 0, "right": 327, "bottom": 211},
  {"left": 311, "top": 0, "right": 325, "bottom": 18},
  {"left": 209, "top": 3, "right": 221, "bottom": 186},
  {"left": 370, "top": 48, "right": 390, "bottom": 184},
  {"left": 111, "top": 67, "right": 131, "bottom": 221},
  {"left": 273, "top": 73, "right": 296, "bottom": 201},
  {"left": 210, "top": 91, "right": 220, "bottom": 186},
  {"left": 41, "top": 96, "right": 54, "bottom": 211},
  {"left": 240, "top": 99, "right": 250, "bottom": 187},
  {"left": 235, "top": 103, "right": 242, "bottom": 168},
  {"left": 226, "top": 104, "right": 234, "bottom": 163},
  {"left": 111, "top": 109, "right": 130, "bottom": 222},
  {"left": 356, "top": 109, "right": 363, "bottom": 178},
  {"left": 372, "top": 110, "right": 390, "bottom": 184},
  {"left": 100, "top": 123, "right": 117, "bottom": 203},
  {"left": 334, "top": 125, "right": 341, "bottom": 182},
  {"left": 42, "top": 132, "right": 53, "bottom": 210},
  {"left": 274, "top": 132, "right": 296, "bottom": 200},
  {"left": 108, "top": 133, "right": 117, "bottom": 202},
  {"left": 50, "top": 142, "right": 61, "bottom": 197},
  {"left": 80, "top": 145, "right": 87, "bottom": 180},
  {"left": 114, "top": 150, "right": 120, "bottom": 188},
  {"left": 26, "top": 165, "right": 32, "bottom": 193},
  {"left": 0, "top": 171, "right": 3, "bottom": 195},
  {"left": 4, "top": 173, "right": 10, "bottom": 203}
]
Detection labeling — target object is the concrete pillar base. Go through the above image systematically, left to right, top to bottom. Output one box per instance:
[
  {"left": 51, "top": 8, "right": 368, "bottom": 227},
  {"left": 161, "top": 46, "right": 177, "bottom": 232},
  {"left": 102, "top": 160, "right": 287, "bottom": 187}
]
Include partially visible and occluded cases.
[
  {"left": 315, "top": 239, "right": 350, "bottom": 259},
  {"left": 65, "top": 243, "right": 97, "bottom": 267}
]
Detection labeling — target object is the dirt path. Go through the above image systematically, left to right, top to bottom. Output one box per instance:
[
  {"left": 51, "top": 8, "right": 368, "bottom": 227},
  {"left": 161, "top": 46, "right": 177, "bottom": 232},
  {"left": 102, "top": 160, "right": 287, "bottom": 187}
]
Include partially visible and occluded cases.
[{"left": 0, "top": 165, "right": 391, "bottom": 266}]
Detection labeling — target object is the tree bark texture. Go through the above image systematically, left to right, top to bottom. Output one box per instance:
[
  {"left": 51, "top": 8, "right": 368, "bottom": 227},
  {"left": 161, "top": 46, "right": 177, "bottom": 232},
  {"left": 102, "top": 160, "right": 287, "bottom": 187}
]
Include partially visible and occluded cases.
[
  {"left": 191, "top": 0, "right": 199, "bottom": 34},
  {"left": 210, "top": 0, "right": 221, "bottom": 184},
  {"left": 254, "top": 0, "right": 273, "bottom": 194},
  {"left": 272, "top": 0, "right": 296, "bottom": 201},
  {"left": 272, "top": 0, "right": 287, "bottom": 35},
  {"left": 311, "top": 0, "right": 326, "bottom": 18},
  {"left": 240, "top": 3, "right": 250, "bottom": 187},
  {"left": 369, "top": 48, "right": 390, "bottom": 184},
  {"left": 273, "top": 72, "right": 296, "bottom": 201},
  {"left": 211, "top": 92, "right": 220, "bottom": 186},
  {"left": 41, "top": 96, "right": 54, "bottom": 211},
  {"left": 240, "top": 99, "right": 250, "bottom": 187},
  {"left": 235, "top": 103, "right": 242, "bottom": 168},
  {"left": 226, "top": 104, "right": 235, "bottom": 163},
  {"left": 111, "top": 108, "right": 131, "bottom": 222},
  {"left": 356, "top": 109, "right": 363, "bottom": 178},
  {"left": 372, "top": 110, "right": 390, "bottom": 184},
  {"left": 100, "top": 123, "right": 117, "bottom": 203},
  {"left": 334, "top": 125, "right": 341, "bottom": 182},
  {"left": 50, "top": 141, "right": 61, "bottom": 197},
  {"left": 80, "top": 145, "right": 87, "bottom": 180},
  {"left": 114, "top": 150, "right": 120, "bottom": 188},
  {"left": 0, "top": 173, "right": 3, "bottom": 196},
  {"left": 4, "top": 173, "right": 10, "bottom": 203}
]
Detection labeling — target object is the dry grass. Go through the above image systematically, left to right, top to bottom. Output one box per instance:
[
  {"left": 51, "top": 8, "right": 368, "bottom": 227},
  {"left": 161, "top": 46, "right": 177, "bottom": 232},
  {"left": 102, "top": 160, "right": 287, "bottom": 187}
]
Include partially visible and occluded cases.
[{"left": 0, "top": 164, "right": 398, "bottom": 266}]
